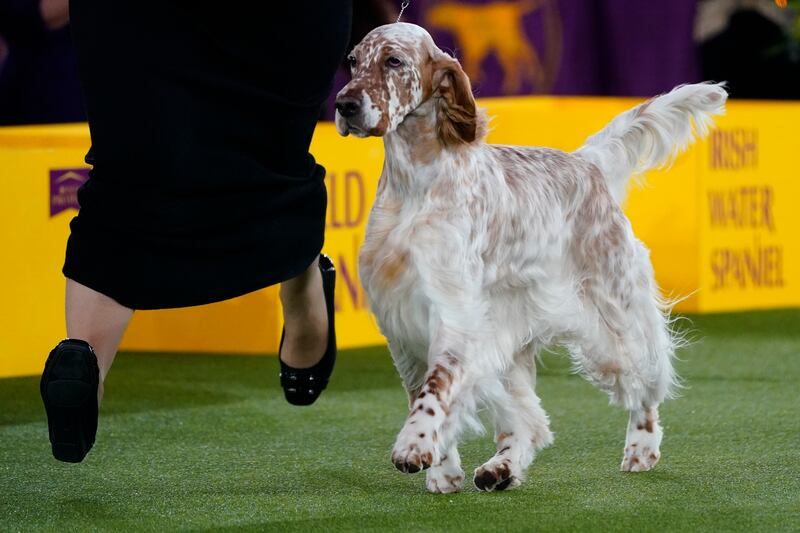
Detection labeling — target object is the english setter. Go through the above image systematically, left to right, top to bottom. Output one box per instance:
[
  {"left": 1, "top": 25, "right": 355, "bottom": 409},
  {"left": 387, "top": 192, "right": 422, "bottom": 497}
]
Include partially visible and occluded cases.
[{"left": 335, "top": 23, "right": 726, "bottom": 493}]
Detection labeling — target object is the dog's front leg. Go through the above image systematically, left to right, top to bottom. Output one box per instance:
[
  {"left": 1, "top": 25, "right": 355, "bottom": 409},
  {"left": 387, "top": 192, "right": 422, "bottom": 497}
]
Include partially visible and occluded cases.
[
  {"left": 386, "top": 340, "right": 428, "bottom": 409},
  {"left": 391, "top": 353, "right": 464, "bottom": 475},
  {"left": 426, "top": 444, "right": 464, "bottom": 494}
]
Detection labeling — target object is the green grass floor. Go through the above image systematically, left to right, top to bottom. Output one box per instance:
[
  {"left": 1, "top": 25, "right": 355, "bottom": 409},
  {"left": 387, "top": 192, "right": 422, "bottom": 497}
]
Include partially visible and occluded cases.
[{"left": 1, "top": 310, "right": 799, "bottom": 532}]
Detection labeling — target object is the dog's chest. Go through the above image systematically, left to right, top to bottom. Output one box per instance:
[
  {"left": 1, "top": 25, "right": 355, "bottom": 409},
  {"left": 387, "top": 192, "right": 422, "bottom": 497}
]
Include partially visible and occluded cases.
[{"left": 359, "top": 206, "right": 431, "bottom": 345}]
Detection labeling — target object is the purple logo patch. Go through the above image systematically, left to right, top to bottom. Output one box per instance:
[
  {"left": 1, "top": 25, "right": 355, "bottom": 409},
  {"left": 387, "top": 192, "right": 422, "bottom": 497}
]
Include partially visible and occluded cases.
[{"left": 49, "top": 168, "right": 89, "bottom": 217}]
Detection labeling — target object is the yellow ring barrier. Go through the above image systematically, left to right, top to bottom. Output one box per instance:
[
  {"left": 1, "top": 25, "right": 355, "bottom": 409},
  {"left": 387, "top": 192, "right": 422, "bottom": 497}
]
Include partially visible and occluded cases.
[{"left": 2, "top": 96, "right": 797, "bottom": 377}]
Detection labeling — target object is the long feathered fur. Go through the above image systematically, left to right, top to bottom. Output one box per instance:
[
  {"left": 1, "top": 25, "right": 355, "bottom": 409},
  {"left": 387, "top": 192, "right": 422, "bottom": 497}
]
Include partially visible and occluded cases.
[
  {"left": 335, "top": 23, "right": 727, "bottom": 493},
  {"left": 577, "top": 82, "right": 727, "bottom": 204}
]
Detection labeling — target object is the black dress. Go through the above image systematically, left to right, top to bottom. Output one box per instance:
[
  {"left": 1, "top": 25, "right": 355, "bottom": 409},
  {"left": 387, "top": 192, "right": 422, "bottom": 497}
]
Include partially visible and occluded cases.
[{"left": 64, "top": 1, "right": 352, "bottom": 309}]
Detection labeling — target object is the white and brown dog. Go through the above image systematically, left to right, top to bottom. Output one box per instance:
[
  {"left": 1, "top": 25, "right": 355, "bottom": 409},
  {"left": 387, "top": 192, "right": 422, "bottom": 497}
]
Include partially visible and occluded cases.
[{"left": 335, "top": 23, "right": 725, "bottom": 493}]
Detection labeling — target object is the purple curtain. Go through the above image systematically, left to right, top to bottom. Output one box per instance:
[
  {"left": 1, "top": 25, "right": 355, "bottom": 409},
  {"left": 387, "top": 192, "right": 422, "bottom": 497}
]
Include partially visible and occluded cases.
[
  {"left": 326, "top": 0, "right": 701, "bottom": 117},
  {"left": 407, "top": 0, "right": 702, "bottom": 96}
]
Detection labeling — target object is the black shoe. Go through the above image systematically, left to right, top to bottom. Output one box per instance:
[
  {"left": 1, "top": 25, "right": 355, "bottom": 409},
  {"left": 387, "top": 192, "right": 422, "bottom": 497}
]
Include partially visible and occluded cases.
[
  {"left": 279, "top": 254, "right": 337, "bottom": 406},
  {"left": 40, "top": 339, "right": 100, "bottom": 463}
]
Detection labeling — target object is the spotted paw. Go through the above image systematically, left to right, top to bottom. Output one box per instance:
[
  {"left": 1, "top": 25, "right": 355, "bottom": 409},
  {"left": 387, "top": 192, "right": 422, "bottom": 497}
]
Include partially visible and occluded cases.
[
  {"left": 621, "top": 426, "right": 662, "bottom": 472},
  {"left": 391, "top": 432, "right": 438, "bottom": 474},
  {"left": 621, "top": 442, "right": 661, "bottom": 472},
  {"left": 473, "top": 460, "right": 520, "bottom": 492},
  {"left": 426, "top": 464, "right": 464, "bottom": 494}
]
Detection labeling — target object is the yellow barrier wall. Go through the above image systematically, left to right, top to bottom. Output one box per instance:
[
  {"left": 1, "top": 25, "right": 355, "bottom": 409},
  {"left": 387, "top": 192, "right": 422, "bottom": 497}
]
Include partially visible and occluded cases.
[
  {"left": 2, "top": 97, "right": 798, "bottom": 378},
  {"left": 698, "top": 103, "right": 799, "bottom": 311}
]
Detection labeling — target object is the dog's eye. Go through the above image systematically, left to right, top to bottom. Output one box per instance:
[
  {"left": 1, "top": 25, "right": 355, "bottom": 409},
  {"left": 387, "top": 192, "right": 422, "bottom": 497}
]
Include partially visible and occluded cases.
[
  {"left": 347, "top": 55, "right": 357, "bottom": 68},
  {"left": 386, "top": 56, "right": 403, "bottom": 68}
]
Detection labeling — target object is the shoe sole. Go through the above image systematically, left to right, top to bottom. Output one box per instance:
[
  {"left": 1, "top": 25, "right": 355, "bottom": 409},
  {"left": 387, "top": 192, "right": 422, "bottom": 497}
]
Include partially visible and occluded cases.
[{"left": 40, "top": 341, "right": 99, "bottom": 463}]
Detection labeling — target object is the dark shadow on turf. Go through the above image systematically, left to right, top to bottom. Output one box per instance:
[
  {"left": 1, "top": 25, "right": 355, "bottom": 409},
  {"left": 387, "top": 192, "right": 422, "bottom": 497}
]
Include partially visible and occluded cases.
[
  {"left": 0, "top": 347, "right": 400, "bottom": 427},
  {"left": 0, "top": 372, "right": 240, "bottom": 427},
  {"left": 55, "top": 497, "right": 117, "bottom": 521}
]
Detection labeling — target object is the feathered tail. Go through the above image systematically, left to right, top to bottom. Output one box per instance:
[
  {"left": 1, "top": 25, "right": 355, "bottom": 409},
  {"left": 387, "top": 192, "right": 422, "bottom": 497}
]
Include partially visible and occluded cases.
[{"left": 576, "top": 82, "right": 727, "bottom": 205}]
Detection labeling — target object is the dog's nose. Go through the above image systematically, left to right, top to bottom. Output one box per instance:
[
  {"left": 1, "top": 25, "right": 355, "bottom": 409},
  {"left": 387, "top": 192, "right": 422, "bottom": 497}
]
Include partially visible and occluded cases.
[{"left": 335, "top": 96, "right": 361, "bottom": 118}]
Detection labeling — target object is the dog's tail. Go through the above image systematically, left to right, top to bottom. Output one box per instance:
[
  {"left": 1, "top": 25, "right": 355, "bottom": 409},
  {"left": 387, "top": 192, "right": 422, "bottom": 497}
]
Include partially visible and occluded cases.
[{"left": 576, "top": 82, "right": 727, "bottom": 205}]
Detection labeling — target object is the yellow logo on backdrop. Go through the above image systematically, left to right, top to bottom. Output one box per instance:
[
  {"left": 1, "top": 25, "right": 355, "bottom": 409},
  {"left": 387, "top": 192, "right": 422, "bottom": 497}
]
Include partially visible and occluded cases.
[
  {"left": 425, "top": 0, "right": 562, "bottom": 94},
  {"left": 701, "top": 122, "right": 796, "bottom": 310},
  {"left": 709, "top": 129, "right": 758, "bottom": 170},
  {"left": 320, "top": 159, "right": 385, "bottom": 347},
  {"left": 325, "top": 170, "right": 371, "bottom": 314},
  {"left": 326, "top": 170, "right": 366, "bottom": 229},
  {"left": 707, "top": 186, "right": 775, "bottom": 231},
  {"left": 710, "top": 238, "right": 785, "bottom": 291}
]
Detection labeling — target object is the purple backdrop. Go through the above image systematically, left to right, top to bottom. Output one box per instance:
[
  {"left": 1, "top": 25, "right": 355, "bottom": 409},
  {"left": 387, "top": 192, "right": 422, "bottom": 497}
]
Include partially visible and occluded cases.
[{"left": 326, "top": 0, "right": 701, "bottom": 117}]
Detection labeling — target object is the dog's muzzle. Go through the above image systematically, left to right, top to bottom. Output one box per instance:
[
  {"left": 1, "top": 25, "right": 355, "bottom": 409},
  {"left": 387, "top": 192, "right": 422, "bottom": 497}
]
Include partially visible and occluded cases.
[
  {"left": 334, "top": 95, "right": 368, "bottom": 137},
  {"left": 335, "top": 96, "right": 361, "bottom": 118}
]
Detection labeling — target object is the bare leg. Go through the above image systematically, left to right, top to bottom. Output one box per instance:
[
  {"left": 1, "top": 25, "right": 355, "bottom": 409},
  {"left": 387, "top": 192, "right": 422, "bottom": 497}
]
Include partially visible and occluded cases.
[
  {"left": 278, "top": 256, "right": 328, "bottom": 368},
  {"left": 65, "top": 278, "right": 133, "bottom": 402}
]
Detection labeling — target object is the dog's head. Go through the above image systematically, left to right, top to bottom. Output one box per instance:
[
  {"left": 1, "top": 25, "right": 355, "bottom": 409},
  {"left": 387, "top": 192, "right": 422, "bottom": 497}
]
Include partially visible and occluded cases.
[{"left": 335, "top": 23, "right": 480, "bottom": 146}]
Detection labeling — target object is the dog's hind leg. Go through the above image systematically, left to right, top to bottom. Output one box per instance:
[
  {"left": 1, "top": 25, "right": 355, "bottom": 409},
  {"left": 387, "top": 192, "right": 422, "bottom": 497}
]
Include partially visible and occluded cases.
[
  {"left": 573, "top": 258, "right": 677, "bottom": 472},
  {"left": 619, "top": 284, "right": 676, "bottom": 472},
  {"left": 572, "top": 321, "right": 674, "bottom": 472},
  {"left": 474, "top": 349, "right": 553, "bottom": 491},
  {"left": 621, "top": 405, "right": 663, "bottom": 472}
]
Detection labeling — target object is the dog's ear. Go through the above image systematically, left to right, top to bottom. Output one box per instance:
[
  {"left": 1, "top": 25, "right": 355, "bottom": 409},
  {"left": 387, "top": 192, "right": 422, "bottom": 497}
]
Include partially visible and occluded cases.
[{"left": 432, "top": 56, "right": 477, "bottom": 146}]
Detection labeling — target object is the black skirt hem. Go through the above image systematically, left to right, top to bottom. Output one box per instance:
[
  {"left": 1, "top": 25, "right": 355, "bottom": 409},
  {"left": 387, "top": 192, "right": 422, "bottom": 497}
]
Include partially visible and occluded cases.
[{"left": 62, "top": 243, "right": 322, "bottom": 311}]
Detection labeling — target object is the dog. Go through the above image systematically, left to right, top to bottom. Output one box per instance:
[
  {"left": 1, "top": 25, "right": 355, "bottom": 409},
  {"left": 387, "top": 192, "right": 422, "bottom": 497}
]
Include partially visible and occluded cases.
[{"left": 335, "top": 23, "right": 726, "bottom": 493}]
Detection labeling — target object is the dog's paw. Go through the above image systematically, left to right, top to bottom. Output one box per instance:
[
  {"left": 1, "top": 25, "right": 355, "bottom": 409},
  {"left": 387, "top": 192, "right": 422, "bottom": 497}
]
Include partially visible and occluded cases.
[
  {"left": 620, "top": 425, "right": 662, "bottom": 472},
  {"left": 391, "top": 431, "right": 439, "bottom": 474},
  {"left": 473, "top": 459, "right": 520, "bottom": 492},
  {"left": 426, "top": 463, "right": 464, "bottom": 494}
]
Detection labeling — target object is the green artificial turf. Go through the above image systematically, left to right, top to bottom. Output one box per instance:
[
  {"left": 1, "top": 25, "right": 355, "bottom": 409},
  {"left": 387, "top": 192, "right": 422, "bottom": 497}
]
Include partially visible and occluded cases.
[{"left": 1, "top": 310, "right": 799, "bottom": 532}]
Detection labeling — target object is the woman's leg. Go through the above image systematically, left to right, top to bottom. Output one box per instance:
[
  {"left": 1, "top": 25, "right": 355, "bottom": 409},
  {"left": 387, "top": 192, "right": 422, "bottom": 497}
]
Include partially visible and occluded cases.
[
  {"left": 68, "top": 255, "right": 327, "bottom": 378},
  {"left": 278, "top": 256, "right": 329, "bottom": 368},
  {"left": 65, "top": 278, "right": 133, "bottom": 401},
  {"left": 40, "top": 279, "right": 132, "bottom": 462}
]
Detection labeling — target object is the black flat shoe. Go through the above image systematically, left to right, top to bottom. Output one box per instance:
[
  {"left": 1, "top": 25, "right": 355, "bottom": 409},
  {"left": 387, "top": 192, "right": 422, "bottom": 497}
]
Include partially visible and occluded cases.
[
  {"left": 279, "top": 254, "right": 337, "bottom": 406},
  {"left": 40, "top": 339, "right": 100, "bottom": 463}
]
